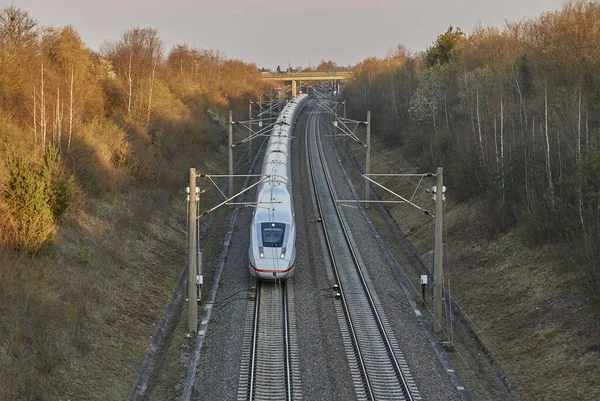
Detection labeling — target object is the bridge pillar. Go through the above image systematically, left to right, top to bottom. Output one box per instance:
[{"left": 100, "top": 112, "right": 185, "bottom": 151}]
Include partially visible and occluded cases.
[{"left": 292, "top": 80, "right": 297, "bottom": 97}]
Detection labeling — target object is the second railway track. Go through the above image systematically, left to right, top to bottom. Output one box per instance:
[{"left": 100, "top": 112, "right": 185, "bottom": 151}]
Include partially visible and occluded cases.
[
  {"left": 307, "top": 97, "right": 421, "bottom": 401},
  {"left": 238, "top": 280, "right": 302, "bottom": 401}
]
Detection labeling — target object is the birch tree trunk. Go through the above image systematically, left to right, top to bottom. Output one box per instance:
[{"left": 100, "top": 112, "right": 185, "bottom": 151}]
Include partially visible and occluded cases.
[
  {"left": 127, "top": 52, "right": 133, "bottom": 117},
  {"left": 146, "top": 58, "right": 156, "bottom": 130},
  {"left": 406, "top": 60, "right": 412, "bottom": 116},
  {"left": 41, "top": 64, "right": 46, "bottom": 151},
  {"left": 68, "top": 64, "right": 74, "bottom": 151},
  {"left": 512, "top": 64, "right": 527, "bottom": 136},
  {"left": 465, "top": 68, "right": 476, "bottom": 149},
  {"left": 390, "top": 71, "right": 399, "bottom": 121},
  {"left": 544, "top": 81, "right": 555, "bottom": 207},
  {"left": 476, "top": 85, "right": 484, "bottom": 162},
  {"left": 578, "top": 86, "right": 585, "bottom": 233},
  {"left": 33, "top": 87, "right": 37, "bottom": 144},
  {"left": 55, "top": 87, "right": 60, "bottom": 149},
  {"left": 578, "top": 87, "right": 582, "bottom": 161},
  {"left": 444, "top": 91, "right": 450, "bottom": 132},
  {"left": 500, "top": 94, "right": 505, "bottom": 203},
  {"left": 59, "top": 101, "right": 63, "bottom": 153},
  {"left": 431, "top": 104, "right": 436, "bottom": 162},
  {"left": 585, "top": 106, "right": 589, "bottom": 162},
  {"left": 494, "top": 115, "right": 499, "bottom": 177},
  {"left": 527, "top": 115, "right": 535, "bottom": 206},
  {"left": 557, "top": 127, "right": 562, "bottom": 188},
  {"left": 524, "top": 145, "right": 529, "bottom": 204}
]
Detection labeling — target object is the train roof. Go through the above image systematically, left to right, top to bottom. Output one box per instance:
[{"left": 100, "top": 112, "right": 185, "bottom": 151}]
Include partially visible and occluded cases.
[
  {"left": 253, "top": 93, "right": 306, "bottom": 225},
  {"left": 255, "top": 186, "right": 292, "bottom": 224}
]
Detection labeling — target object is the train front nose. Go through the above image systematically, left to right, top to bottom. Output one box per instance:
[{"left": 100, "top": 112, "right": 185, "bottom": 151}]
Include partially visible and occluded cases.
[
  {"left": 251, "top": 248, "right": 293, "bottom": 280},
  {"left": 254, "top": 257, "right": 291, "bottom": 272}
]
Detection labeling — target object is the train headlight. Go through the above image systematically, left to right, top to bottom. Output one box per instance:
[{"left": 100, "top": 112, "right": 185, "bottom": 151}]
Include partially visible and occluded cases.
[
  {"left": 259, "top": 247, "right": 264, "bottom": 258},
  {"left": 280, "top": 247, "right": 286, "bottom": 259}
]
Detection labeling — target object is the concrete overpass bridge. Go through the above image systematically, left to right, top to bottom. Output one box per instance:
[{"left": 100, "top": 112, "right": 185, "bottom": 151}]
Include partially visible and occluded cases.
[{"left": 261, "top": 71, "right": 353, "bottom": 96}]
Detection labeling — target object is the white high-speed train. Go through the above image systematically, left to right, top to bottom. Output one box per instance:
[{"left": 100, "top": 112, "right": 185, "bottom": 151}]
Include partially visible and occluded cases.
[{"left": 248, "top": 94, "right": 308, "bottom": 280}]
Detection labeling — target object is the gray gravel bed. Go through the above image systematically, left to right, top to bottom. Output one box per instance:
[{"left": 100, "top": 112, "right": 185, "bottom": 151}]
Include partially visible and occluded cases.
[
  {"left": 190, "top": 100, "right": 463, "bottom": 401},
  {"left": 192, "top": 104, "right": 357, "bottom": 401},
  {"left": 290, "top": 108, "right": 358, "bottom": 400},
  {"left": 317, "top": 113, "right": 463, "bottom": 401},
  {"left": 190, "top": 145, "right": 265, "bottom": 400},
  {"left": 192, "top": 203, "right": 255, "bottom": 401}
]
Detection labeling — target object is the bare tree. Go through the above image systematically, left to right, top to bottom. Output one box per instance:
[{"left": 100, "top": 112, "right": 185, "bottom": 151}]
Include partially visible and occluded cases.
[
  {"left": 0, "top": 5, "right": 37, "bottom": 56},
  {"left": 41, "top": 26, "right": 99, "bottom": 152},
  {"left": 102, "top": 27, "right": 163, "bottom": 123},
  {"left": 145, "top": 31, "right": 163, "bottom": 129}
]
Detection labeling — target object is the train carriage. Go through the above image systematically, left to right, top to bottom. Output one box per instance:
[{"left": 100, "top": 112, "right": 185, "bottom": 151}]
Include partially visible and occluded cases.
[{"left": 248, "top": 94, "right": 308, "bottom": 280}]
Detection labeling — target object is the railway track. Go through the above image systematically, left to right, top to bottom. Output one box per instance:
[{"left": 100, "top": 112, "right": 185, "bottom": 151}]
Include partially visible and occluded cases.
[
  {"left": 306, "top": 98, "right": 421, "bottom": 401},
  {"left": 238, "top": 280, "right": 302, "bottom": 400}
]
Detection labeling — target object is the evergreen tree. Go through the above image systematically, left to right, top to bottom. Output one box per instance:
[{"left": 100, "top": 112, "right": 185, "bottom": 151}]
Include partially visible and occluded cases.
[{"left": 425, "top": 26, "right": 463, "bottom": 67}]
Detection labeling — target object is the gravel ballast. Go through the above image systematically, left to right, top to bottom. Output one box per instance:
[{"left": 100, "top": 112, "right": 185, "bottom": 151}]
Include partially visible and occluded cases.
[{"left": 191, "top": 99, "right": 468, "bottom": 400}]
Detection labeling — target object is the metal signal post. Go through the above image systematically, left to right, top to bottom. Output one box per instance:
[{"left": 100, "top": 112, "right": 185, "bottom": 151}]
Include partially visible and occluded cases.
[
  {"left": 229, "top": 110, "right": 234, "bottom": 205},
  {"left": 365, "top": 111, "right": 371, "bottom": 209},
  {"left": 433, "top": 167, "right": 444, "bottom": 333},
  {"left": 188, "top": 168, "right": 198, "bottom": 333}
]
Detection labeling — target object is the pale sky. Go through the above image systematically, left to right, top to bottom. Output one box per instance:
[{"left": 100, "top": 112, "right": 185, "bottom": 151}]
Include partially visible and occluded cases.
[{"left": 9, "top": 0, "right": 565, "bottom": 69}]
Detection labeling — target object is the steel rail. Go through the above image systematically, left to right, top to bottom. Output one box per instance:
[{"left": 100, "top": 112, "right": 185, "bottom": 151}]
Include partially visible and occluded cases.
[
  {"left": 310, "top": 98, "right": 414, "bottom": 400},
  {"left": 305, "top": 101, "right": 375, "bottom": 400},
  {"left": 317, "top": 105, "right": 414, "bottom": 400},
  {"left": 247, "top": 280, "right": 292, "bottom": 400},
  {"left": 248, "top": 280, "right": 260, "bottom": 401},
  {"left": 283, "top": 283, "right": 292, "bottom": 401}
]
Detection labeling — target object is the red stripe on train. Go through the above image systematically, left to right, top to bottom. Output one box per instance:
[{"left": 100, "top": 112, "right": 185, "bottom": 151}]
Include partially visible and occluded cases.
[{"left": 249, "top": 261, "right": 295, "bottom": 273}]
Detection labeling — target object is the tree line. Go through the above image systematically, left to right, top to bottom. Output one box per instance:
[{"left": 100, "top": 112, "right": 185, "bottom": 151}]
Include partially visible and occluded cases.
[
  {"left": 343, "top": 0, "right": 600, "bottom": 291},
  {"left": 0, "top": 5, "right": 266, "bottom": 250},
  {"left": 0, "top": 5, "right": 268, "bottom": 399}
]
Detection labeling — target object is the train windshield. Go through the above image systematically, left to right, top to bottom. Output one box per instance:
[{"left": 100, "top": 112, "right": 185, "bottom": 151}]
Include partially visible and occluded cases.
[{"left": 261, "top": 222, "right": 286, "bottom": 247}]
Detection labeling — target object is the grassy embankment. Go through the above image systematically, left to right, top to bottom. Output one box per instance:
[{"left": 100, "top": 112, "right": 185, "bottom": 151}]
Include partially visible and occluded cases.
[{"left": 0, "top": 8, "right": 266, "bottom": 398}]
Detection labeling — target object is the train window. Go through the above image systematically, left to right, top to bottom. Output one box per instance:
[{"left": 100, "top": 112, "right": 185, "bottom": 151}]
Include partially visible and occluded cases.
[{"left": 261, "top": 222, "right": 286, "bottom": 247}]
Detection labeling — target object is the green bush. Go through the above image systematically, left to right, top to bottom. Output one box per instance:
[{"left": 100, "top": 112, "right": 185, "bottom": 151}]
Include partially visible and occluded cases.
[
  {"left": 40, "top": 146, "right": 75, "bottom": 222},
  {"left": 2, "top": 147, "right": 74, "bottom": 250},
  {"left": 2, "top": 155, "right": 55, "bottom": 250}
]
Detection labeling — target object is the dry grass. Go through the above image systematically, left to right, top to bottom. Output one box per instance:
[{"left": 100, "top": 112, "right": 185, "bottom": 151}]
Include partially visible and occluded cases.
[
  {"left": 0, "top": 87, "right": 235, "bottom": 400},
  {"left": 67, "top": 119, "right": 131, "bottom": 193},
  {"left": 0, "top": 182, "right": 187, "bottom": 399},
  {"left": 49, "top": 186, "right": 187, "bottom": 400},
  {"left": 441, "top": 206, "right": 600, "bottom": 400},
  {"left": 0, "top": 250, "right": 72, "bottom": 400}
]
